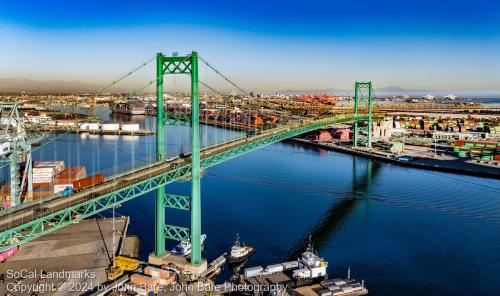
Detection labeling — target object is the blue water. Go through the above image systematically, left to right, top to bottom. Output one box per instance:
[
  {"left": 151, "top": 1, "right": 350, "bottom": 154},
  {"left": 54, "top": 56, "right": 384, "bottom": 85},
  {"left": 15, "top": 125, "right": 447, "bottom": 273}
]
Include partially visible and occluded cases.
[{"left": 2, "top": 114, "right": 500, "bottom": 295}]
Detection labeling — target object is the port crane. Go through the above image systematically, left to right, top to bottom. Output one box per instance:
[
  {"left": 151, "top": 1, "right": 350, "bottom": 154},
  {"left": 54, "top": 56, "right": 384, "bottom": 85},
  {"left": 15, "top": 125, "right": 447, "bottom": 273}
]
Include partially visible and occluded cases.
[{"left": 0, "top": 103, "right": 43, "bottom": 206}]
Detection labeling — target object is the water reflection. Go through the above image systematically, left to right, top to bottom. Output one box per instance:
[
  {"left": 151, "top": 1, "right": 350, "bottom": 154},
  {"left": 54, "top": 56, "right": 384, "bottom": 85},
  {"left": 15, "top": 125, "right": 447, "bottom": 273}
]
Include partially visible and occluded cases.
[{"left": 286, "top": 158, "right": 380, "bottom": 259}]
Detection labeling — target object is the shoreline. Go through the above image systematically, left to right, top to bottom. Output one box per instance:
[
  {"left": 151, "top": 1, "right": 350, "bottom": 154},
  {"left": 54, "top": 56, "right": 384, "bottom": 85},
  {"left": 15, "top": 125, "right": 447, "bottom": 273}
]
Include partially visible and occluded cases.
[{"left": 288, "top": 138, "right": 500, "bottom": 180}]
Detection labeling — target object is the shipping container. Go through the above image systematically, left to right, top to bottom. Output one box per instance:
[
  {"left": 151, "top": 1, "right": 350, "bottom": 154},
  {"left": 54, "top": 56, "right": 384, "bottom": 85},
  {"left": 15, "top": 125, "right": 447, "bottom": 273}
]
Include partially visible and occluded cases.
[
  {"left": 56, "top": 166, "right": 86, "bottom": 183},
  {"left": 73, "top": 174, "right": 105, "bottom": 191},
  {"left": 33, "top": 182, "right": 53, "bottom": 188},
  {"left": 54, "top": 184, "right": 73, "bottom": 194},
  {"left": 0, "top": 246, "right": 19, "bottom": 262},
  {"left": 282, "top": 261, "right": 299, "bottom": 270},
  {"left": 265, "top": 263, "right": 284, "bottom": 274},
  {"left": 144, "top": 266, "right": 172, "bottom": 280},
  {"left": 244, "top": 266, "right": 263, "bottom": 277},
  {"left": 130, "top": 274, "right": 158, "bottom": 287}
]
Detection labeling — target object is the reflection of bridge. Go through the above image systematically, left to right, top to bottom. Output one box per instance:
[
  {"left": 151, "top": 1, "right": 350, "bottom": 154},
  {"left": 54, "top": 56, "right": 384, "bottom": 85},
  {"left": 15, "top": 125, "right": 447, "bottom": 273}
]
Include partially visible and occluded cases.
[
  {"left": 0, "top": 52, "right": 378, "bottom": 266},
  {"left": 286, "top": 158, "right": 380, "bottom": 259}
]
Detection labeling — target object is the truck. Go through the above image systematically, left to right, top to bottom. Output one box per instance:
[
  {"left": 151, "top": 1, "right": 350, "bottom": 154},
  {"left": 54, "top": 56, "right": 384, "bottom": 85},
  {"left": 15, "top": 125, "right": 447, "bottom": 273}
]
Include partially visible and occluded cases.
[
  {"left": 72, "top": 174, "right": 105, "bottom": 191},
  {"left": 61, "top": 186, "right": 73, "bottom": 197}
]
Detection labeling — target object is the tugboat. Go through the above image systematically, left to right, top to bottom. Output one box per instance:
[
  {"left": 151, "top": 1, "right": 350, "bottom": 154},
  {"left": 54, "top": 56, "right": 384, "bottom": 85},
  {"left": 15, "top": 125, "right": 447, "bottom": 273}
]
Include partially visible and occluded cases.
[
  {"left": 226, "top": 233, "right": 255, "bottom": 264},
  {"left": 171, "top": 234, "right": 207, "bottom": 257}
]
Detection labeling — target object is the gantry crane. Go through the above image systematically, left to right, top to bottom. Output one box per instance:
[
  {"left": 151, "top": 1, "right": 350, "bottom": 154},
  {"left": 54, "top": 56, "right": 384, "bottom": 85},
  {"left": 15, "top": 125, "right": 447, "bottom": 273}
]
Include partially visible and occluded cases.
[{"left": 0, "top": 103, "right": 43, "bottom": 206}]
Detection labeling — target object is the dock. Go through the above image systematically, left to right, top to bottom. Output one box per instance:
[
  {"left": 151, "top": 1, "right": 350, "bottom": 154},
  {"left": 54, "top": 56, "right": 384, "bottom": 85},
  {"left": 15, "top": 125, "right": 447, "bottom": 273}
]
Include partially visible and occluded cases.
[
  {"left": 30, "top": 126, "right": 154, "bottom": 136},
  {"left": 289, "top": 138, "right": 500, "bottom": 179},
  {"left": 0, "top": 217, "right": 138, "bottom": 296},
  {"left": 200, "top": 253, "right": 227, "bottom": 279}
]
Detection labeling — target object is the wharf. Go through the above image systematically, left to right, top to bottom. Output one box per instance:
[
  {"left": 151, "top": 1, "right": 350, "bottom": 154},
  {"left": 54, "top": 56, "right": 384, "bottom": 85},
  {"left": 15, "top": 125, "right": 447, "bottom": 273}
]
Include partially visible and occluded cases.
[
  {"left": 30, "top": 126, "right": 154, "bottom": 136},
  {"left": 289, "top": 138, "right": 500, "bottom": 179},
  {"left": 0, "top": 217, "right": 138, "bottom": 296},
  {"left": 243, "top": 272, "right": 293, "bottom": 287},
  {"left": 292, "top": 284, "right": 368, "bottom": 296}
]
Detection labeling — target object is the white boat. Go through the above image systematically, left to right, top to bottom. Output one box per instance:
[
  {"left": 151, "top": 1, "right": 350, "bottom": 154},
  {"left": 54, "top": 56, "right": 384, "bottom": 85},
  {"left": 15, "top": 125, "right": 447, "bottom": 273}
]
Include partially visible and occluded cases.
[
  {"left": 227, "top": 233, "right": 255, "bottom": 264},
  {"left": 171, "top": 234, "right": 207, "bottom": 257}
]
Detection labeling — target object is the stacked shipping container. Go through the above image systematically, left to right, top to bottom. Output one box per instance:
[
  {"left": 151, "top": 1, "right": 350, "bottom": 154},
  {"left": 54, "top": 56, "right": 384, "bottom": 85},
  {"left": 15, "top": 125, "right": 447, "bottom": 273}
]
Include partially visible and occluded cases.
[
  {"left": 451, "top": 140, "right": 500, "bottom": 161},
  {"left": 32, "top": 161, "right": 65, "bottom": 199},
  {"left": 54, "top": 166, "right": 87, "bottom": 193}
]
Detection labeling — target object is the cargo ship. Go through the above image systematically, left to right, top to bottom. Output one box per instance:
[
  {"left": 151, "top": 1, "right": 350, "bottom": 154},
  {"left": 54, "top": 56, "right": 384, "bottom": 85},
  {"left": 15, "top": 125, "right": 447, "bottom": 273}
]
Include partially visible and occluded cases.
[{"left": 110, "top": 98, "right": 146, "bottom": 115}]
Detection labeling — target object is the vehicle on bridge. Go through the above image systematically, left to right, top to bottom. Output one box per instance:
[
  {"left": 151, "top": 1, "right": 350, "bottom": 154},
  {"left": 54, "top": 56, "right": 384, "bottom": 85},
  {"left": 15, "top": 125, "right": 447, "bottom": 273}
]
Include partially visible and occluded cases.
[
  {"left": 72, "top": 174, "right": 105, "bottom": 192},
  {"left": 61, "top": 187, "right": 74, "bottom": 197}
]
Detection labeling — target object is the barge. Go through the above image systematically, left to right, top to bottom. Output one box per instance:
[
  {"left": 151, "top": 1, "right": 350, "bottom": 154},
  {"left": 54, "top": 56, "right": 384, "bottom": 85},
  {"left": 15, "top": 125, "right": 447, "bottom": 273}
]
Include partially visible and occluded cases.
[{"left": 238, "top": 238, "right": 367, "bottom": 296}]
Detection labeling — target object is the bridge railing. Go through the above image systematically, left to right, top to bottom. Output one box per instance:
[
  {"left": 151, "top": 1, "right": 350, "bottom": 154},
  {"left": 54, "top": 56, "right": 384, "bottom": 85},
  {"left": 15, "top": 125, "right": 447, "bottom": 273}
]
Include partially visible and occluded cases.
[{"left": 0, "top": 113, "right": 381, "bottom": 251}]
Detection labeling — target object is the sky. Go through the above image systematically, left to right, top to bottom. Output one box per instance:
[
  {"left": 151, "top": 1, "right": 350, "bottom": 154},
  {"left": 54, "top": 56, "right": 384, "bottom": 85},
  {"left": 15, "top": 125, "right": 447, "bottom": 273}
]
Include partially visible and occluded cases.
[{"left": 0, "top": 0, "right": 499, "bottom": 94}]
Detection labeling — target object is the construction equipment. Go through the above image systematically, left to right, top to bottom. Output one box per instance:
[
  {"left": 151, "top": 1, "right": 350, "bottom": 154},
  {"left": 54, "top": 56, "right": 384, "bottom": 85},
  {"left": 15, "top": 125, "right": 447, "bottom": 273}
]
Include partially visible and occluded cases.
[
  {"left": 114, "top": 255, "right": 139, "bottom": 271},
  {"left": 106, "top": 265, "right": 123, "bottom": 281}
]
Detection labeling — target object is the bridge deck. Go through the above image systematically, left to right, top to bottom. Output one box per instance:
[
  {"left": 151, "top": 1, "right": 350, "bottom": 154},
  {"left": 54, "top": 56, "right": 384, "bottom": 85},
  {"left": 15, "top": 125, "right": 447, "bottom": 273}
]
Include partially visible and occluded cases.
[{"left": 0, "top": 114, "right": 376, "bottom": 251}]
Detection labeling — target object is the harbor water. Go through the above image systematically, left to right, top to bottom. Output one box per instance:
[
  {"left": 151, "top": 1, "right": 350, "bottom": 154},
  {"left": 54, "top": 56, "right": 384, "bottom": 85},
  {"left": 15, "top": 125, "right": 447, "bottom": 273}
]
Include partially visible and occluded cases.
[{"left": 1, "top": 112, "right": 499, "bottom": 295}]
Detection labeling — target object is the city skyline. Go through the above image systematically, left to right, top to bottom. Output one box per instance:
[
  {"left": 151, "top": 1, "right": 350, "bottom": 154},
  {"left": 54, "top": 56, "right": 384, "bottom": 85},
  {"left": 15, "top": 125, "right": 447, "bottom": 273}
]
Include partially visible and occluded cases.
[{"left": 0, "top": 0, "right": 499, "bottom": 94}]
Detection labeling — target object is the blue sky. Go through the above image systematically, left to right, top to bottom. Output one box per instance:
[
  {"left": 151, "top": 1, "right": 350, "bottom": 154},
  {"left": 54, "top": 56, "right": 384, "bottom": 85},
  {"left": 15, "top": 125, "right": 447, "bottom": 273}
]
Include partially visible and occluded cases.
[{"left": 0, "top": 0, "right": 499, "bottom": 93}]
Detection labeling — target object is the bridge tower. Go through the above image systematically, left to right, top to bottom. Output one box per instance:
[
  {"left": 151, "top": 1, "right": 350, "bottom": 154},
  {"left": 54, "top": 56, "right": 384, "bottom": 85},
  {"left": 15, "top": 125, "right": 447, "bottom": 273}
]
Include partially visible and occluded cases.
[
  {"left": 154, "top": 52, "right": 203, "bottom": 265},
  {"left": 353, "top": 81, "right": 374, "bottom": 148}
]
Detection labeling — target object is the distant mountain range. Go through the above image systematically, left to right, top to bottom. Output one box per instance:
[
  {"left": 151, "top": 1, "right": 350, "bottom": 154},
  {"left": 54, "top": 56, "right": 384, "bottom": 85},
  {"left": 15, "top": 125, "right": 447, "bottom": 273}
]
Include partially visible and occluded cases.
[
  {"left": 0, "top": 77, "right": 499, "bottom": 98},
  {"left": 0, "top": 78, "right": 100, "bottom": 93},
  {"left": 280, "top": 86, "right": 500, "bottom": 98}
]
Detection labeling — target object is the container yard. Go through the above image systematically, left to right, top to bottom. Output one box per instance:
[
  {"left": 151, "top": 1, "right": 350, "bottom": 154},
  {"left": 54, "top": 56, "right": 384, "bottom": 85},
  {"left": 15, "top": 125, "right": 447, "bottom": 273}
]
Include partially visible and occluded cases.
[{"left": 0, "top": 159, "right": 105, "bottom": 210}]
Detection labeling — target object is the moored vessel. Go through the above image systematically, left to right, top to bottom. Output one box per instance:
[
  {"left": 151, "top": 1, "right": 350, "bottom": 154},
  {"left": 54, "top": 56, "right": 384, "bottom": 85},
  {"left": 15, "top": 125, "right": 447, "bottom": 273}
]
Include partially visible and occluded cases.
[
  {"left": 110, "top": 97, "right": 146, "bottom": 115},
  {"left": 226, "top": 233, "right": 255, "bottom": 264},
  {"left": 171, "top": 234, "right": 207, "bottom": 257}
]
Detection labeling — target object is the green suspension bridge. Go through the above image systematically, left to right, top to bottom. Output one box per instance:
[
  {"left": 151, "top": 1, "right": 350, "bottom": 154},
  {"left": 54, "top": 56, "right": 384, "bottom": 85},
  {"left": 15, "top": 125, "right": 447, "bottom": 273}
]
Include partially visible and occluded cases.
[{"left": 0, "top": 52, "right": 378, "bottom": 265}]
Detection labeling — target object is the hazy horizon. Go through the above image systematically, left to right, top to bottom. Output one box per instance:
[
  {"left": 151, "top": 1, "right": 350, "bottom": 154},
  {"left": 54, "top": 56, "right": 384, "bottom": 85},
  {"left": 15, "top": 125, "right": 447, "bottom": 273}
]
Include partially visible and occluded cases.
[{"left": 1, "top": 0, "right": 499, "bottom": 94}]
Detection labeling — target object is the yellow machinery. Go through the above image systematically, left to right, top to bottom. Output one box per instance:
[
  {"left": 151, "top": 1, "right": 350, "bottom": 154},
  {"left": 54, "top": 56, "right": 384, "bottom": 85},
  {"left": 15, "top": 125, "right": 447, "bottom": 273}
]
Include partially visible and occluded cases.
[
  {"left": 113, "top": 256, "right": 139, "bottom": 271},
  {"left": 106, "top": 266, "right": 123, "bottom": 281}
]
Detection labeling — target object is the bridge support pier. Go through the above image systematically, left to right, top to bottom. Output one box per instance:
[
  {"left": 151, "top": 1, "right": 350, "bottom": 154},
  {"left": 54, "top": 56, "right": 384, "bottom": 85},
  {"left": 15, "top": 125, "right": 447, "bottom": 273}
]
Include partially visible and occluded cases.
[
  {"left": 154, "top": 51, "right": 203, "bottom": 265},
  {"left": 155, "top": 52, "right": 166, "bottom": 257},
  {"left": 189, "top": 52, "right": 202, "bottom": 265},
  {"left": 353, "top": 81, "right": 373, "bottom": 148}
]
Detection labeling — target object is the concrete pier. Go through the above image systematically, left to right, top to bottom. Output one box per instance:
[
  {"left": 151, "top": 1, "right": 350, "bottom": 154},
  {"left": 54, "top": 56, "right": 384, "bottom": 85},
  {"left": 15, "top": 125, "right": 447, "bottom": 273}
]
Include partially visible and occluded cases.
[{"left": 0, "top": 217, "right": 137, "bottom": 296}]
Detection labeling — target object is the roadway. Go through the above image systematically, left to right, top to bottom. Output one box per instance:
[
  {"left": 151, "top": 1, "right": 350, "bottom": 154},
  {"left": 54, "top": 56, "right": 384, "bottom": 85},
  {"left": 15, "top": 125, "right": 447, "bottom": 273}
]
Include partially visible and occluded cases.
[
  {"left": 0, "top": 113, "right": 372, "bottom": 250},
  {"left": 0, "top": 123, "right": 294, "bottom": 232}
]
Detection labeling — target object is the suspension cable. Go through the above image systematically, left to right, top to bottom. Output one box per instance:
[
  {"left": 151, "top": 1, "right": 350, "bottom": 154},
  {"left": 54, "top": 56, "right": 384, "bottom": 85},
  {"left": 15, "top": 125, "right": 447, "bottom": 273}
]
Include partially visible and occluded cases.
[
  {"left": 94, "top": 55, "right": 156, "bottom": 95},
  {"left": 198, "top": 55, "right": 250, "bottom": 96},
  {"left": 199, "top": 80, "right": 226, "bottom": 97}
]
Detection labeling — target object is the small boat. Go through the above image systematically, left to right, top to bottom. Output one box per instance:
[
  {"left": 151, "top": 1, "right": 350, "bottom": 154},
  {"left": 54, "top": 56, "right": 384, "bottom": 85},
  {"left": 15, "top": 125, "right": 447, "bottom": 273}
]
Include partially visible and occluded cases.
[
  {"left": 226, "top": 233, "right": 255, "bottom": 264},
  {"left": 171, "top": 234, "right": 207, "bottom": 257}
]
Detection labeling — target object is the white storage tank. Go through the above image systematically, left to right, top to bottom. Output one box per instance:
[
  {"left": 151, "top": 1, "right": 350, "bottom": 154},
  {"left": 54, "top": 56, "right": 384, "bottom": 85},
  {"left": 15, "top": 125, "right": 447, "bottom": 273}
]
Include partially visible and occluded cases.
[
  {"left": 88, "top": 123, "right": 100, "bottom": 130},
  {"left": 101, "top": 123, "right": 120, "bottom": 131},
  {"left": 121, "top": 123, "right": 140, "bottom": 132}
]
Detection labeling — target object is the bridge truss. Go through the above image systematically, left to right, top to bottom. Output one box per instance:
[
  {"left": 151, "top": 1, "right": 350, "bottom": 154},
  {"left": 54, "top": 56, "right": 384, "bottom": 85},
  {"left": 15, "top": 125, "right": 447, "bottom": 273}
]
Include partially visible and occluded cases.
[{"left": 0, "top": 113, "right": 376, "bottom": 253}]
